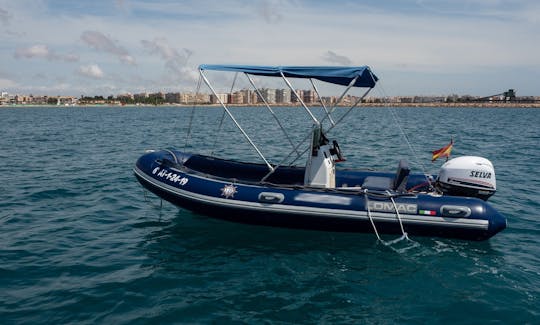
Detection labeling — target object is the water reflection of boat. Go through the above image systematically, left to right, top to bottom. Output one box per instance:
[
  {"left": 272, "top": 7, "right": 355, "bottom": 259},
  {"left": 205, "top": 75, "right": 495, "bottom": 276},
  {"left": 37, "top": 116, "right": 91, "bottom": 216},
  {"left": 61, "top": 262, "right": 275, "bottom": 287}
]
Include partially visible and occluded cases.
[{"left": 134, "top": 64, "right": 506, "bottom": 241}]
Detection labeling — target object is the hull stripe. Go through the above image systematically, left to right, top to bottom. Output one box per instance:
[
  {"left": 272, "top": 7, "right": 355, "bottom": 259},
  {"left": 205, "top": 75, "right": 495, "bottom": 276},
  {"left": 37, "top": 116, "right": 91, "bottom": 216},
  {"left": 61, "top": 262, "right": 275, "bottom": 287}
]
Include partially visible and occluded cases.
[{"left": 134, "top": 167, "right": 489, "bottom": 230}]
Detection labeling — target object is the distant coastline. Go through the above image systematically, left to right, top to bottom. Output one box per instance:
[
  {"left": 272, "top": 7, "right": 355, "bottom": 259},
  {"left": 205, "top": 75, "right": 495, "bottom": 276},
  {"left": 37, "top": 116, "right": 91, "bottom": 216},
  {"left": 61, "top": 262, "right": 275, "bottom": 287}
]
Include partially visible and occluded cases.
[
  {"left": 3, "top": 88, "right": 540, "bottom": 108},
  {"left": 2, "top": 102, "right": 540, "bottom": 108},
  {"left": 362, "top": 102, "right": 540, "bottom": 108}
]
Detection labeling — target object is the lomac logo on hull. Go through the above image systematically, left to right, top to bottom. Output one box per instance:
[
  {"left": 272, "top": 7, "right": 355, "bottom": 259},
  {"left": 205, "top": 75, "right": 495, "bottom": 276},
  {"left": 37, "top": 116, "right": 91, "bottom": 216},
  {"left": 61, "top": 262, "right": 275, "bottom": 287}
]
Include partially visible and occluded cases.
[{"left": 368, "top": 201, "right": 417, "bottom": 214}]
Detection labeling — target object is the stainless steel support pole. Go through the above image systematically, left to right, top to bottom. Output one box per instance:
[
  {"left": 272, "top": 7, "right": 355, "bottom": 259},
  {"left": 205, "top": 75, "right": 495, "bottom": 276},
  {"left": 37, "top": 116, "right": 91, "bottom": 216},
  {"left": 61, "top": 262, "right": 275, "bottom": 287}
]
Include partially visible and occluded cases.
[{"left": 199, "top": 69, "right": 274, "bottom": 172}]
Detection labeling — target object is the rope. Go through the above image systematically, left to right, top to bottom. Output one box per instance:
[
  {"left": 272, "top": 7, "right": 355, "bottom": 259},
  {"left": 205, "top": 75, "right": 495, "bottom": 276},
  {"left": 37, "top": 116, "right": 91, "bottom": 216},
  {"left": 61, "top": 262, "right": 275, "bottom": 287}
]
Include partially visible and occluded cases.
[
  {"left": 184, "top": 75, "right": 202, "bottom": 151},
  {"left": 375, "top": 83, "right": 433, "bottom": 188},
  {"left": 210, "top": 110, "right": 227, "bottom": 156},
  {"left": 143, "top": 189, "right": 163, "bottom": 210},
  {"left": 364, "top": 189, "right": 411, "bottom": 243},
  {"left": 388, "top": 191, "right": 409, "bottom": 240},
  {"left": 364, "top": 192, "right": 382, "bottom": 241}
]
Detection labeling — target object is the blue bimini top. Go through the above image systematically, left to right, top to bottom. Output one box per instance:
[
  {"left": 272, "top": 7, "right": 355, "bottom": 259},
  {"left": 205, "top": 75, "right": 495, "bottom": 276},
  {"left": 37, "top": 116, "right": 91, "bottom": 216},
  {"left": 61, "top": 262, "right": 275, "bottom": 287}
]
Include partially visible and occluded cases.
[{"left": 199, "top": 64, "right": 378, "bottom": 88}]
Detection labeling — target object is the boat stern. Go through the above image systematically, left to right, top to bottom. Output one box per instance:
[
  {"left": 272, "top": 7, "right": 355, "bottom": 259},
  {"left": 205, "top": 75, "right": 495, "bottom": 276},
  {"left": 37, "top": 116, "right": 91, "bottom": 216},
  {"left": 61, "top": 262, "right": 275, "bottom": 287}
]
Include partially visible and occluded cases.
[{"left": 485, "top": 203, "right": 507, "bottom": 239}]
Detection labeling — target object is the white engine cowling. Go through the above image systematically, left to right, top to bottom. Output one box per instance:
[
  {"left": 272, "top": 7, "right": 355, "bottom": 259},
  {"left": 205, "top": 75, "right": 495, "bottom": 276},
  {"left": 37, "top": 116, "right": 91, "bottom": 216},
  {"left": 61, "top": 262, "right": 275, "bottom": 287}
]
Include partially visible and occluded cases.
[{"left": 436, "top": 156, "right": 496, "bottom": 200}]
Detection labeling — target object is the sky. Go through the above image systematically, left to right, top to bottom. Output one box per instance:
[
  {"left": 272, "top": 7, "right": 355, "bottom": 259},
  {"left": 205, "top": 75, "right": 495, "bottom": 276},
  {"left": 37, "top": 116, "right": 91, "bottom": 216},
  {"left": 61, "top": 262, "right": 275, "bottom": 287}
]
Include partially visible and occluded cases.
[{"left": 0, "top": 0, "right": 539, "bottom": 97}]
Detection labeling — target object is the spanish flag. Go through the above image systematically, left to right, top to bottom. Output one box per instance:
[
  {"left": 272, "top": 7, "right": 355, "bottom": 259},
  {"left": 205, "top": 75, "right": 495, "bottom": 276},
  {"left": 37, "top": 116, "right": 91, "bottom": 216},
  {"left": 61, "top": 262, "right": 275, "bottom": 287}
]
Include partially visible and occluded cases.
[{"left": 432, "top": 139, "right": 453, "bottom": 162}]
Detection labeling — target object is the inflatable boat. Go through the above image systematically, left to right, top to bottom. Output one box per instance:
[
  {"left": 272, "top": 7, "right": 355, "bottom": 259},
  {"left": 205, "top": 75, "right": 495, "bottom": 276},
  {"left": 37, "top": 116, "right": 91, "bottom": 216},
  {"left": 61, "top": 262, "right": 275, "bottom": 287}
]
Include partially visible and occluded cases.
[{"left": 134, "top": 64, "right": 506, "bottom": 241}]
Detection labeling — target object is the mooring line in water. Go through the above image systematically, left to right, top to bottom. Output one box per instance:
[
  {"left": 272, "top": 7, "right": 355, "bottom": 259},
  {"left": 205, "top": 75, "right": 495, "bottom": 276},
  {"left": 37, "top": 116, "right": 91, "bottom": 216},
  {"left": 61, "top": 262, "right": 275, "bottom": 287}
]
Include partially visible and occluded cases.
[
  {"left": 143, "top": 189, "right": 163, "bottom": 210},
  {"left": 387, "top": 190, "right": 409, "bottom": 241},
  {"left": 364, "top": 192, "right": 382, "bottom": 241}
]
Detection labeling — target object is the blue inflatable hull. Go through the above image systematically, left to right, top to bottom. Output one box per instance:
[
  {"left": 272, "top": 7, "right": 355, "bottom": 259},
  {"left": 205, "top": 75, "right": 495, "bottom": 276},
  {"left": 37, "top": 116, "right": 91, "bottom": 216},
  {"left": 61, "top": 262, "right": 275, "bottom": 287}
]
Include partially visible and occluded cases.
[{"left": 134, "top": 150, "right": 506, "bottom": 240}]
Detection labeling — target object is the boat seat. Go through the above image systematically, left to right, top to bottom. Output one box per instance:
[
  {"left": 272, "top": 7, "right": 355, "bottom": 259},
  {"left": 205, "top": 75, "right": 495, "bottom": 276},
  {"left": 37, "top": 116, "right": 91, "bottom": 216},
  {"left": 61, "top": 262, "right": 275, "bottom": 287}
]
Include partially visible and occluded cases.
[
  {"left": 394, "top": 159, "right": 410, "bottom": 192},
  {"left": 362, "top": 160, "right": 410, "bottom": 192},
  {"left": 362, "top": 176, "right": 394, "bottom": 191}
]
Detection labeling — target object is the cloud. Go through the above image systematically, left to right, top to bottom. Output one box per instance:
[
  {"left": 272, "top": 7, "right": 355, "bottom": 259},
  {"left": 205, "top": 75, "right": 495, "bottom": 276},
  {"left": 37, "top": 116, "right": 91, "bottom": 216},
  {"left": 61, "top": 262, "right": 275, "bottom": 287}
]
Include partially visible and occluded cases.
[
  {"left": 2, "top": 0, "right": 540, "bottom": 96},
  {"left": 115, "top": 0, "right": 132, "bottom": 14},
  {"left": 115, "top": 0, "right": 127, "bottom": 9},
  {"left": 257, "top": 0, "right": 283, "bottom": 24},
  {"left": 0, "top": 7, "right": 11, "bottom": 26},
  {"left": 81, "top": 30, "right": 135, "bottom": 65},
  {"left": 141, "top": 38, "right": 195, "bottom": 79},
  {"left": 141, "top": 38, "right": 191, "bottom": 62},
  {"left": 14, "top": 44, "right": 79, "bottom": 62},
  {"left": 15, "top": 44, "right": 48, "bottom": 58},
  {"left": 322, "top": 51, "right": 352, "bottom": 65},
  {"left": 78, "top": 64, "right": 104, "bottom": 79},
  {"left": 0, "top": 77, "right": 18, "bottom": 88}
]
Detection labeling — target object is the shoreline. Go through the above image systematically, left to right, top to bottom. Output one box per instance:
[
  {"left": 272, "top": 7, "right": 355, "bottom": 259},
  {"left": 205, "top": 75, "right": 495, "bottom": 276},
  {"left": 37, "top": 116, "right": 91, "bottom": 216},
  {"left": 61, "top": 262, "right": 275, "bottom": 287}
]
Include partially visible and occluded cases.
[
  {"left": 1, "top": 102, "right": 540, "bottom": 108},
  {"left": 362, "top": 102, "right": 540, "bottom": 108}
]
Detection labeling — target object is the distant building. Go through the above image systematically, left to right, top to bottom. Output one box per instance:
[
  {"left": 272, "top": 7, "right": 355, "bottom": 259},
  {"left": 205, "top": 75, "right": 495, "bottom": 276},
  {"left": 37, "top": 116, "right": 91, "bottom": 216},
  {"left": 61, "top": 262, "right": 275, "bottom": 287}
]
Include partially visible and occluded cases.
[
  {"left": 259, "top": 88, "right": 276, "bottom": 104},
  {"left": 238, "top": 89, "right": 253, "bottom": 104},
  {"left": 276, "top": 89, "right": 291, "bottom": 104},
  {"left": 292, "top": 89, "right": 303, "bottom": 103},
  {"left": 504, "top": 89, "right": 516, "bottom": 101},
  {"left": 303, "top": 90, "right": 316, "bottom": 104},
  {"left": 228, "top": 91, "right": 242, "bottom": 104},
  {"left": 0, "top": 92, "right": 9, "bottom": 105},
  {"left": 150, "top": 92, "right": 165, "bottom": 100},
  {"left": 165, "top": 92, "right": 181, "bottom": 103},
  {"left": 179, "top": 92, "right": 194, "bottom": 104},
  {"left": 118, "top": 93, "right": 134, "bottom": 99},
  {"left": 134, "top": 93, "right": 148, "bottom": 101},
  {"left": 195, "top": 93, "right": 211, "bottom": 104},
  {"left": 210, "top": 93, "right": 228, "bottom": 104},
  {"left": 56, "top": 96, "right": 77, "bottom": 105},
  {"left": 320, "top": 96, "right": 335, "bottom": 105},
  {"left": 398, "top": 96, "right": 414, "bottom": 103}
]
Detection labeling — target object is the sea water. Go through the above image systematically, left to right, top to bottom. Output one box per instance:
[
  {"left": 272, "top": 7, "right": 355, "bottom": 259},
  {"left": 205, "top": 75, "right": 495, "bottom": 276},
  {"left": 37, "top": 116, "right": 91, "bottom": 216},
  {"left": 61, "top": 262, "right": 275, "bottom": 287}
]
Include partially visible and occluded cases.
[{"left": 1, "top": 106, "right": 539, "bottom": 323}]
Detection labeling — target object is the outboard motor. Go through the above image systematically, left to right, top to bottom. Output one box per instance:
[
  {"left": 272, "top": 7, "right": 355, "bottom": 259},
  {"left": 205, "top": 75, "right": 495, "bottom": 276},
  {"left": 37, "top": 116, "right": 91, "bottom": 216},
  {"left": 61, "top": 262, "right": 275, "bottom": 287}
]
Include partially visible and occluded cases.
[{"left": 436, "top": 156, "right": 496, "bottom": 200}]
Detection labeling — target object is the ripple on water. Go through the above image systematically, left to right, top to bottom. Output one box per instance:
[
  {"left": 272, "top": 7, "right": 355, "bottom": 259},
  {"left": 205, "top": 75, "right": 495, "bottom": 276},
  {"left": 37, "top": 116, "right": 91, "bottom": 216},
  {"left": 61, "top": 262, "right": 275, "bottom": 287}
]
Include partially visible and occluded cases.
[{"left": 0, "top": 107, "right": 539, "bottom": 323}]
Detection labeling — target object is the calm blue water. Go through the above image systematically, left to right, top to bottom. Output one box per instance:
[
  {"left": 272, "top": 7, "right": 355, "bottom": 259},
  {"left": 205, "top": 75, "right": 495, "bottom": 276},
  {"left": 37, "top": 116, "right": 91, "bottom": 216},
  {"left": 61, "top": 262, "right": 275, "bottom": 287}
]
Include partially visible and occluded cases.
[{"left": 1, "top": 106, "right": 539, "bottom": 324}]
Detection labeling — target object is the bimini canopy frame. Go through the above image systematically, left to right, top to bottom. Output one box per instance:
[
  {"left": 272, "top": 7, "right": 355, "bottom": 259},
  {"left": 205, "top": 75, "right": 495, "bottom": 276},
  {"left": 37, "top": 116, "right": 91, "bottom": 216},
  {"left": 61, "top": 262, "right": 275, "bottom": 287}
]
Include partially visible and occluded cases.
[
  {"left": 197, "top": 64, "right": 378, "bottom": 178},
  {"left": 199, "top": 65, "right": 378, "bottom": 88}
]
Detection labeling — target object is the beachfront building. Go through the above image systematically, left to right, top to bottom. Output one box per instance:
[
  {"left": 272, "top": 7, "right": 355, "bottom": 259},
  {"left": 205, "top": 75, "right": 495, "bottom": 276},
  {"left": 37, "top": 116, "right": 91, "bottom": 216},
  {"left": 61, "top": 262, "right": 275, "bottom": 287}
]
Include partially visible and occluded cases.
[
  {"left": 258, "top": 88, "right": 276, "bottom": 104},
  {"left": 238, "top": 89, "right": 254, "bottom": 104},
  {"left": 276, "top": 89, "right": 291, "bottom": 104},
  {"left": 289, "top": 89, "right": 317, "bottom": 104},
  {"left": 292, "top": 89, "right": 303, "bottom": 103},
  {"left": 303, "top": 90, "right": 316, "bottom": 104},
  {"left": 230, "top": 91, "right": 244, "bottom": 105},
  {"left": 165, "top": 92, "right": 181, "bottom": 103},
  {"left": 134, "top": 93, "right": 149, "bottom": 101},
  {"left": 195, "top": 93, "right": 211, "bottom": 104},
  {"left": 210, "top": 93, "right": 228, "bottom": 104},
  {"left": 56, "top": 96, "right": 78, "bottom": 105}
]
